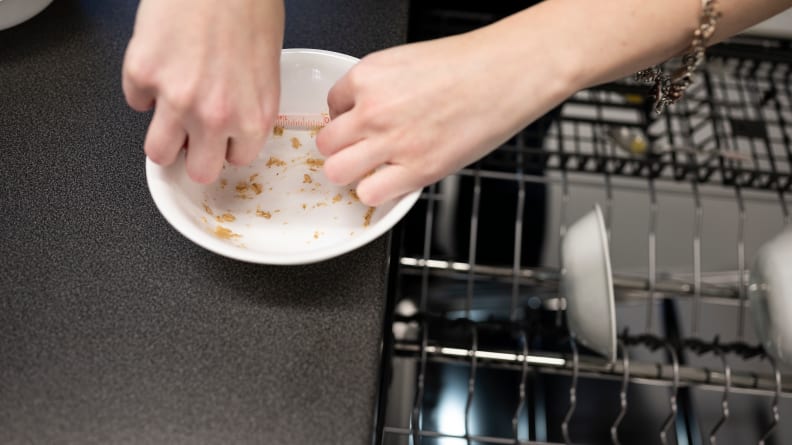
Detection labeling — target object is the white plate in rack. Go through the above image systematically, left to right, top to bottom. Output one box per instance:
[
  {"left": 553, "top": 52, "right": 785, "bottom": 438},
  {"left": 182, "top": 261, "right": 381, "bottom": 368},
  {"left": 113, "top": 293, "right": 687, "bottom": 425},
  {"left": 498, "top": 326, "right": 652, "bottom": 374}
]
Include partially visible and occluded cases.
[
  {"left": 146, "top": 49, "right": 421, "bottom": 265},
  {"left": 561, "top": 205, "right": 617, "bottom": 362}
]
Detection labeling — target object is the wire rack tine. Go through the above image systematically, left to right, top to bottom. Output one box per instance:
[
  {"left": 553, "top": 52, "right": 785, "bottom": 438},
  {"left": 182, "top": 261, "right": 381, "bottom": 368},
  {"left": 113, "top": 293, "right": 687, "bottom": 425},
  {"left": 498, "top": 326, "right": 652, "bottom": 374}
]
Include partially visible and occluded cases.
[
  {"left": 595, "top": 96, "right": 614, "bottom": 241},
  {"left": 512, "top": 135, "right": 527, "bottom": 322},
  {"left": 467, "top": 168, "right": 482, "bottom": 317},
  {"left": 557, "top": 170, "right": 570, "bottom": 327},
  {"left": 646, "top": 178, "right": 659, "bottom": 333},
  {"left": 691, "top": 180, "right": 704, "bottom": 336},
  {"left": 419, "top": 184, "right": 437, "bottom": 314},
  {"left": 735, "top": 186, "right": 747, "bottom": 339},
  {"left": 780, "top": 190, "right": 790, "bottom": 226},
  {"left": 410, "top": 324, "right": 429, "bottom": 445},
  {"left": 464, "top": 325, "right": 479, "bottom": 445},
  {"left": 512, "top": 330, "right": 530, "bottom": 443},
  {"left": 561, "top": 336, "right": 579, "bottom": 445},
  {"left": 611, "top": 339, "right": 630, "bottom": 445},
  {"left": 708, "top": 341, "right": 731, "bottom": 444},
  {"left": 660, "top": 343, "right": 680, "bottom": 445},
  {"left": 758, "top": 356, "right": 782, "bottom": 445}
]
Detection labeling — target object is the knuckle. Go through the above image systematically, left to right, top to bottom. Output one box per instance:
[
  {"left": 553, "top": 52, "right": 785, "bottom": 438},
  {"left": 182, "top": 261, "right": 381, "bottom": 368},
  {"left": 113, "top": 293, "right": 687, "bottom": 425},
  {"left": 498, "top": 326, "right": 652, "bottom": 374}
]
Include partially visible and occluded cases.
[
  {"left": 123, "top": 53, "right": 155, "bottom": 87},
  {"left": 165, "top": 83, "right": 198, "bottom": 113},
  {"left": 198, "top": 100, "right": 231, "bottom": 131},
  {"left": 238, "top": 111, "right": 268, "bottom": 141}
]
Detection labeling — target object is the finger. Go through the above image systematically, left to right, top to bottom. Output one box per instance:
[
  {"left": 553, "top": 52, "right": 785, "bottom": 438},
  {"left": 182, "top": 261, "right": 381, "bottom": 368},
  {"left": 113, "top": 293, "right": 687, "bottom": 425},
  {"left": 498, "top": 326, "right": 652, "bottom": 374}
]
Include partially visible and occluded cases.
[
  {"left": 122, "top": 68, "right": 156, "bottom": 112},
  {"left": 327, "top": 70, "right": 356, "bottom": 119},
  {"left": 227, "top": 100, "right": 276, "bottom": 166},
  {"left": 144, "top": 103, "right": 187, "bottom": 166},
  {"left": 315, "top": 111, "right": 364, "bottom": 157},
  {"left": 184, "top": 131, "right": 229, "bottom": 184},
  {"left": 226, "top": 134, "right": 265, "bottom": 166},
  {"left": 323, "top": 139, "right": 390, "bottom": 186},
  {"left": 356, "top": 164, "right": 418, "bottom": 207}
]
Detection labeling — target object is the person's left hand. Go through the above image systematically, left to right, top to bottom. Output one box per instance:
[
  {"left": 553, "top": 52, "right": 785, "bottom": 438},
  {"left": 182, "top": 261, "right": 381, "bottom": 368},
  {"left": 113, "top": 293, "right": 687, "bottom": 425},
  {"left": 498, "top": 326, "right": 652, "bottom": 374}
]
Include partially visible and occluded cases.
[{"left": 316, "top": 25, "right": 575, "bottom": 207}]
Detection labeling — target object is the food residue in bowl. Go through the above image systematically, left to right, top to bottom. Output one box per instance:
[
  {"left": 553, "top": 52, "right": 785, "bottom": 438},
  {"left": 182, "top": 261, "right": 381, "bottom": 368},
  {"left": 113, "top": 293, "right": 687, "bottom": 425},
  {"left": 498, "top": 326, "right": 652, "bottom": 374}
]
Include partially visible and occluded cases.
[
  {"left": 273, "top": 126, "right": 284, "bottom": 136},
  {"left": 291, "top": 137, "right": 302, "bottom": 149},
  {"left": 266, "top": 156, "right": 287, "bottom": 168},
  {"left": 305, "top": 158, "right": 324, "bottom": 171},
  {"left": 303, "top": 174, "right": 312, "bottom": 184},
  {"left": 233, "top": 177, "right": 264, "bottom": 199},
  {"left": 349, "top": 189, "right": 359, "bottom": 201},
  {"left": 332, "top": 193, "right": 342, "bottom": 203},
  {"left": 203, "top": 202, "right": 214, "bottom": 215},
  {"left": 256, "top": 206, "right": 272, "bottom": 219},
  {"left": 363, "top": 207, "right": 375, "bottom": 227},
  {"left": 215, "top": 213, "right": 236, "bottom": 223},
  {"left": 214, "top": 225, "right": 241, "bottom": 240}
]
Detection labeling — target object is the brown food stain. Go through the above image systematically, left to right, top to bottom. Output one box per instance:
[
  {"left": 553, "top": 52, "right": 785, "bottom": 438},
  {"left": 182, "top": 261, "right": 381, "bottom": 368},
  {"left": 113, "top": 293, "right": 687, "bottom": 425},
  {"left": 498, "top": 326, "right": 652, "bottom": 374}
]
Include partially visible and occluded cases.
[
  {"left": 273, "top": 126, "right": 284, "bottom": 136},
  {"left": 309, "top": 126, "right": 322, "bottom": 138},
  {"left": 291, "top": 137, "right": 302, "bottom": 149},
  {"left": 266, "top": 156, "right": 287, "bottom": 168},
  {"left": 305, "top": 158, "right": 324, "bottom": 169},
  {"left": 249, "top": 173, "right": 259, "bottom": 182},
  {"left": 303, "top": 174, "right": 312, "bottom": 184},
  {"left": 219, "top": 179, "right": 228, "bottom": 189},
  {"left": 251, "top": 182, "right": 263, "bottom": 195},
  {"left": 349, "top": 189, "right": 359, "bottom": 201},
  {"left": 332, "top": 194, "right": 342, "bottom": 203},
  {"left": 202, "top": 203, "right": 214, "bottom": 215},
  {"left": 301, "top": 203, "right": 307, "bottom": 210},
  {"left": 256, "top": 207, "right": 272, "bottom": 219},
  {"left": 363, "top": 207, "right": 375, "bottom": 227},
  {"left": 215, "top": 213, "right": 236, "bottom": 223},
  {"left": 214, "top": 225, "right": 241, "bottom": 239},
  {"left": 313, "top": 231, "right": 322, "bottom": 239}
]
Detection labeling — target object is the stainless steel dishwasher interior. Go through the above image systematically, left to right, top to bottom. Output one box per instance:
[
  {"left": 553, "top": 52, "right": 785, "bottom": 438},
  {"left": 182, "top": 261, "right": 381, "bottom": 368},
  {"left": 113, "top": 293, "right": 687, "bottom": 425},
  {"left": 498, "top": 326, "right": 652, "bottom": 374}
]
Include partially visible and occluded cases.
[{"left": 378, "top": 5, "right": 792, "bottom": 444}]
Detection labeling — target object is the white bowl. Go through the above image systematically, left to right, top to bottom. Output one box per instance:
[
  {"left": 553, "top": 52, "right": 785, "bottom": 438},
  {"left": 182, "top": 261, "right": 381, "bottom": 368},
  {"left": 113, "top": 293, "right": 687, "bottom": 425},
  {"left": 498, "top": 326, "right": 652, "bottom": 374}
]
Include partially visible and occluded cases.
[
  {"left": 0, "top": 0, "right": 53, "bottom": 31},
  {"left": 146, "top": 49, "right": 421, "bottom": 265},
  {"left": 561, "top": 205, "right": 617, "bottom": 362},
  {"left": 749, "top": 228, "right": 792, "bottom": 364}
]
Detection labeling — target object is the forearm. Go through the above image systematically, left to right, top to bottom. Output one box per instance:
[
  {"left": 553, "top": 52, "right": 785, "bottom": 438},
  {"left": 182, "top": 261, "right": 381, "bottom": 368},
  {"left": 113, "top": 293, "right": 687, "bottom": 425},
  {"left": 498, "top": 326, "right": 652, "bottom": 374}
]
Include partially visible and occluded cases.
[{"left": 481, "top": 0, "right": 792, "bottom": 96}]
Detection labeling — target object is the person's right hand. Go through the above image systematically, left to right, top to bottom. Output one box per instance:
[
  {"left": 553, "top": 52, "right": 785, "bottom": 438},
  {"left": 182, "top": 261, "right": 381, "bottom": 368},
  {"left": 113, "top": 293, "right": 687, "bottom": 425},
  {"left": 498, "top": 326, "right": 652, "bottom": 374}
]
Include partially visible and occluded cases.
[{"left": 122, "top": 0, "right": 284, "bottom": 184}]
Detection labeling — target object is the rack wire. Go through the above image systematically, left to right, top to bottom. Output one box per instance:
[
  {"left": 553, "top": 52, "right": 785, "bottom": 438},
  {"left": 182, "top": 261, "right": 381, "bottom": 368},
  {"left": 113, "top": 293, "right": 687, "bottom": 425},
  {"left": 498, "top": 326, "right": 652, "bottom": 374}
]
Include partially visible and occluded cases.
[{"left": 380, "top": 34, "right": 792, "bottom": 445}]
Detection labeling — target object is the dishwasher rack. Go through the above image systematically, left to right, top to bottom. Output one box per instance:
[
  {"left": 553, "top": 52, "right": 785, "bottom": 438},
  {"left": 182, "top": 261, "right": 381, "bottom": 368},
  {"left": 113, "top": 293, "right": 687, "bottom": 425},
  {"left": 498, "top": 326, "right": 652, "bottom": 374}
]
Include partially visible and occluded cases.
[{"left": 378, "top": 34, "right": 792, "bottom": 445}]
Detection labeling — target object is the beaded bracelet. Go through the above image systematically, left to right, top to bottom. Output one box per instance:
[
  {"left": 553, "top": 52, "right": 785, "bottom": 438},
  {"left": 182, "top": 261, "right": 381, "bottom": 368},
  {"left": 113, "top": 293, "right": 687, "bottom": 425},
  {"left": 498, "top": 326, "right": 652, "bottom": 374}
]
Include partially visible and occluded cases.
[{"left": 635, "top": 0, "right": 722, "bottom": 114}]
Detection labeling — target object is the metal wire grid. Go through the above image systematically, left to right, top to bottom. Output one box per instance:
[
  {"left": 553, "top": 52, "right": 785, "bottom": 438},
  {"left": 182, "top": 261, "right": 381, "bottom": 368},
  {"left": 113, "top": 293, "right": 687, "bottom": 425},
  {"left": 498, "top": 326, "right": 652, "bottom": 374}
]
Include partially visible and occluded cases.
[{"left": 380, "top": 36, "right": 792, "bottom": 445}]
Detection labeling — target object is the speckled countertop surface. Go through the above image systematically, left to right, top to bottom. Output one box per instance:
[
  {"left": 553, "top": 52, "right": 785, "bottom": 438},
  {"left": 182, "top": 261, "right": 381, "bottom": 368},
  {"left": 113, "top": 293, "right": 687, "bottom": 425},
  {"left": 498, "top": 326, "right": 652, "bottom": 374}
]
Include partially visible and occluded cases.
[{"left": 0, "top": 1, "right": 407, "bottom": 443}]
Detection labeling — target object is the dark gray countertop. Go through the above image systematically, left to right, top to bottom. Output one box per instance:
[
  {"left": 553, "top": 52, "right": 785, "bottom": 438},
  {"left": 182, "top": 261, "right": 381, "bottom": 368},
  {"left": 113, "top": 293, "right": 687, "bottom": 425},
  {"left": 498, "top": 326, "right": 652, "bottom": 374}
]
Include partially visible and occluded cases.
[{"left": 0, "top": 0, "right": 408, "bottom": 443}]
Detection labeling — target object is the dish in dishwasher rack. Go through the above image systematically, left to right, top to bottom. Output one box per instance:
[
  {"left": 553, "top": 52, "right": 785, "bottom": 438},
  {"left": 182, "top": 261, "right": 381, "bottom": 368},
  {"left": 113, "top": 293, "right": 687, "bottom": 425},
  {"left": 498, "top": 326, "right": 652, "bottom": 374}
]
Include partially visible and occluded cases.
[
  {"left": 146, "top": 49, "right": 421, "bottom": 265},
  {"left": 561, "top": 204, "right": 617, "bottom": 362},
  {"left": 749, "top": 227, "right": 792, "bottom": 365}
]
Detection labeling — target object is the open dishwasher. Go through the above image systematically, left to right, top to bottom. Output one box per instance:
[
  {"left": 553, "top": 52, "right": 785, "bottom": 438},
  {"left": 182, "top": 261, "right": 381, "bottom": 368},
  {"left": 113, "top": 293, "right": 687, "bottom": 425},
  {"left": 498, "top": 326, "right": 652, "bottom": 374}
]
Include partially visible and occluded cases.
[{"left": 375, "top": 4, "right": 792, "bottom": 444}]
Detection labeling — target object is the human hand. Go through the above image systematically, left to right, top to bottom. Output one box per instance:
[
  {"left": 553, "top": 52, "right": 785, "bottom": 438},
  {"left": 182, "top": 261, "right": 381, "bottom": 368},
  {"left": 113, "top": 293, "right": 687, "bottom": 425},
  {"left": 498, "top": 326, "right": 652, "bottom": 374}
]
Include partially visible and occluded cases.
[
  {"left": 122, "top": 0, "right": 284, "bottom": 184},
  {"left": 315, "top": 25, "right": 576, "bottom": 207}
]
